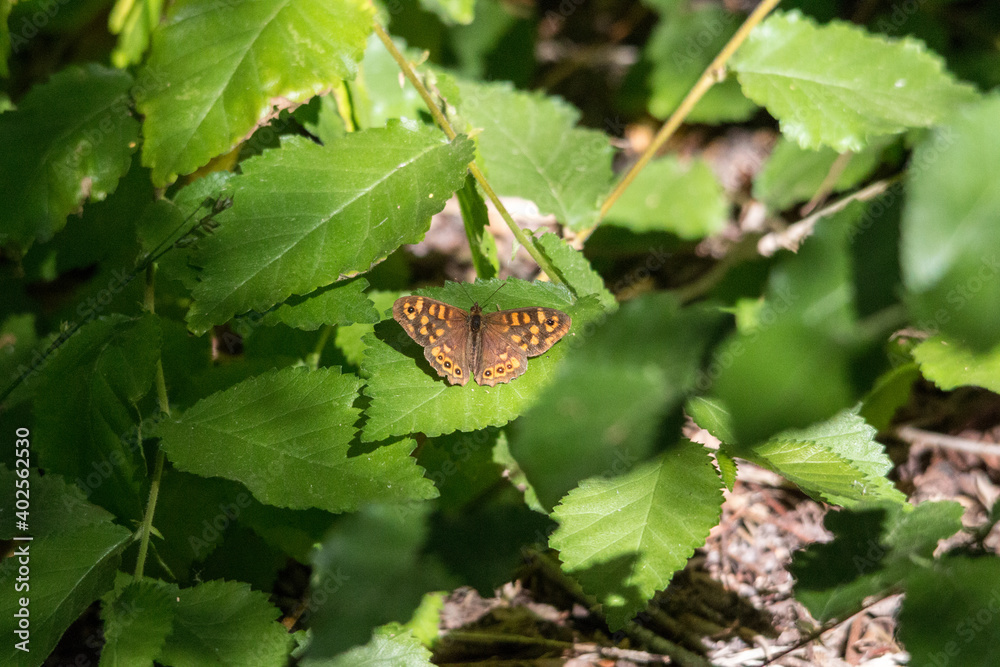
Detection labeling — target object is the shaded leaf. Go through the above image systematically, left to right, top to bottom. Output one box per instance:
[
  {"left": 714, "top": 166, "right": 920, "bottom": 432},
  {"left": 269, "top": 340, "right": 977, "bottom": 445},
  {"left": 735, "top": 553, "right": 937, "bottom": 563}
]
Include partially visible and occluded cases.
[
  {"left": 137, "top": 0, "right": 374, "bottom": 185},
  {"left": 456, "top": 175, "right": 499, "bottom": 280},
  {"left": 534, "top": 232, "right": 615, "bottom": 311},
  {"left": 261, "top": 277, "right": 379, "bottom": 330},
  {"left": 913, "top": 336, "right": 1000, "bottom": 394},
  {"left": 100, "top": 581, "right": 174, "bottom": 667},
  {"left": 302, "top": 630, "right": 433, "bottom": 667}
]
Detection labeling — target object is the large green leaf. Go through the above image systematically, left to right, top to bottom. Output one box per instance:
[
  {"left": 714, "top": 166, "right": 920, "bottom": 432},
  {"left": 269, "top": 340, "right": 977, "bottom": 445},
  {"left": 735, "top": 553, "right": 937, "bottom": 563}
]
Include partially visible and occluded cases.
[
  {"left": 136, "top": 0, "right": 374, "bottom": 185},
  {"left": 731, "top": 11, "right": 978, "bottom": 151},
  {"left": 0, "top": 65, "right": 138, "bottom": 252},
  {"left": 451, "top": 79, "right": 614, "bottom": 231},
  {"left": 901, "top": 95, "right": 1000, "bottom": 351},
  {"left": 186, "top": 128, "right": 474, "bottom": 334},
  {"left": 603, "top": 156, "right": 728, "bottom": 239},
  {"left": 261, "top": 277, "right": 379, "bottom": 330},
  {"left": 360, "top": 279, "right": 604, "bottom": 442},
  {"left": 511, "top": 293, "right": 722, "bottom": 509},
  {"left": 35, "top": 314, "right": 161, "bottom": 520},
  {"left": 913, "top": 335, "right": 1000, "bottom": 394},
  {"left": 156, "top": 367, "right": 437, "bottom": 512},
  {"left": 551, "top": 442, "right": 724, "bottom": 630},
  {"left": 0, "top": 469, "right": 132, "bottom": 667},
  {"left": 792, "top": 501, "right": 963, "bottom": 622},
  {"left": 307, "top": 503, "right": 453, "bottom": 658},
  {"left": 900, "top": 556, "right": 1000, "bottom": 667},
  {"left": 156, "top": 580, "right": 293, "bottom": 666},
  {"left": 100, "top": 581, "right": 175, "bottom": 667},
  {"left": 302, "top": 630, "right": 433, "bottom": 667}
]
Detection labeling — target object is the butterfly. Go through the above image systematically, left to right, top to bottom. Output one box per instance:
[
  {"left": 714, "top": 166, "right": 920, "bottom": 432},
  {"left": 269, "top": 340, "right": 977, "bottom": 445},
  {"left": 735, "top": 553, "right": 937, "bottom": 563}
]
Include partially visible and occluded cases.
[{"left": 392, "top": 294, "right": 572, "bottom": 387}]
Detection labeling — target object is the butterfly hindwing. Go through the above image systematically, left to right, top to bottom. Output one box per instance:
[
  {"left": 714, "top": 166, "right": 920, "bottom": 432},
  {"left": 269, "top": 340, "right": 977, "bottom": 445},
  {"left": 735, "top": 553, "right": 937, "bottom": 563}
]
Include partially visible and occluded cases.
[
  {"left": 393, "top": 296, "right": 472, "bottom": 385},
  {"left": 486, "top": 307, "right": 572, "bottom": 357}
]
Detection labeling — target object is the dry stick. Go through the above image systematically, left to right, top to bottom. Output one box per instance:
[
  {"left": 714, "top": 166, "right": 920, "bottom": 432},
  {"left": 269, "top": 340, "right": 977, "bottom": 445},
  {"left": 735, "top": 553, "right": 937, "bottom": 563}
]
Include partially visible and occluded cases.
[
  {"left": 573, "top": 0, "right": 784, "bottom": 248},
  {"left": 372, "top": 22, "right": 563, "bottom": 284},
  {"left": 800, "top": 151, "right": 855, "bottom": 216},
  {"left": 757, "top": 176, "right": 899, "bottom": 257},
  {"left": 896, "top": 426, "right": 1000, "bottom": 457}
]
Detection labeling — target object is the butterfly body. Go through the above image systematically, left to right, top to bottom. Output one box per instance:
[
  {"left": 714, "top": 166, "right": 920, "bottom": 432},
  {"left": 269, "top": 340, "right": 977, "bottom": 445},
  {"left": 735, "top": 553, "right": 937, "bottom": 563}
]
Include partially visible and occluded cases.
[{"left": 393, "top": 295, "right": 571, "bottom": 387}]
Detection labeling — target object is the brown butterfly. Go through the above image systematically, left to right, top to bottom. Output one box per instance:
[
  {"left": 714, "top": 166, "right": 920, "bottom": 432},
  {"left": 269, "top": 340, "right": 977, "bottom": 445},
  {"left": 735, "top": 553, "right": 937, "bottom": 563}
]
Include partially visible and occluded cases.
[{"left": 392, "top": 294, "right": 572, "bottom": 387}]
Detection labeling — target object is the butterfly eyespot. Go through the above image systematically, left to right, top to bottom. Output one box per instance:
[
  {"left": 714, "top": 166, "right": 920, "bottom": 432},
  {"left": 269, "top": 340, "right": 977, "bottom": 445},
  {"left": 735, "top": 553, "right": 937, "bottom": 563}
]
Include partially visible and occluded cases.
[
  {"left": 406, "top": 306, "right": 415, "bottom": 314},
  {"left": 546, "top": 318, "right": 555, "bottom": 326},
  {"left": 437, "top": 354, "right": 444, "bottom": 361},
  {"left": 444, "top": 361, "right": 451, "bottom": 369},
  {"left": 506, "top": 363, "right": 512, "bottom": 370},
  {"left": 455, "top": 368, "right": 462, "bottom": 376},
  {"left": 484, "top": 370, "right": 491, "bottom": 377}
]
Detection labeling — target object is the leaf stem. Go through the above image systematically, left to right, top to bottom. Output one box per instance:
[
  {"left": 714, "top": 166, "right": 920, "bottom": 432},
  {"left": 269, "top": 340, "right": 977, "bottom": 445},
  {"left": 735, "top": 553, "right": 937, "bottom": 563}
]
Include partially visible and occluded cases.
[
  {"left": 580, "top": 0, "right": 783, "bottom": 245},
  {"left": 372, "top": 22, "right": 563, "bottom": 284},
  {"left": 135, "top": 263, "right": 170, "bottom": 580}
]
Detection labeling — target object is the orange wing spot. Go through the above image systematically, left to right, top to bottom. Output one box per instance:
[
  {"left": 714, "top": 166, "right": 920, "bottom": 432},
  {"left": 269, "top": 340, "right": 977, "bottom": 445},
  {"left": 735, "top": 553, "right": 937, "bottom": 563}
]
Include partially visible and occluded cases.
[
  {"left": 414, "top": 298, "right": 424, "bottom": 313},
  {"left": 428, "top": 304, "right": 437, "bottom": 316},
  {"left": 536, "top": 310, "right": 545, "bottom": 323},
  {"left": 510, "top": 312, "right": 519, "bottom": 326},
  {"left": 420, "top": 315, "right": 429, "bottom": 325},
  {"left": 545, "top": 322, "right": 557, "bottom": 332},
  {"left": 529, "top": 325, "right": 539, "bottom": 335},
  {"left": 419, "top": 326, "right": 428, "bottom": 335},
  {"left": 435, "top": 328, "right": 445, "bottom": 336},
  {"left": 511, "top": 334, "right": 521, "bottom": 343},
  {"left": 429, "top": 336, "right": 438, "bottom": 343},
  {"left": 530, "top": 336, "right": 539, "bottom": 345},
  {"left": 545, "top": 336, "right": 555, "bottom": 345},
  {"left": 520, "top": 343, "right": 528, "bottom": 351},
  {"left": 443, "top": 344, "right": 452, "bottom": 353},
  {"left": 431, "top": 346, "right": 441, "bottom": 356},
  {"left": 499, "top": 352, "right": 509, "bottom": 360},
  {"left": 511, "top": 358, "right": 521, "bottom": 368}
]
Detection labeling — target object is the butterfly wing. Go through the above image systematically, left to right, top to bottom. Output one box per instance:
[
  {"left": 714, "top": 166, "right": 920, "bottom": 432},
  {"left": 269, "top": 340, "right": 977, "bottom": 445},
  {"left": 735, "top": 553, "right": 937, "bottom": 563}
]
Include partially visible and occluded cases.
[
  {"left": 393, "top": 296, "right": 472, "bottom": 385},
  {"left": 475, "top": 307, "right": 571, "bottom": 387}
]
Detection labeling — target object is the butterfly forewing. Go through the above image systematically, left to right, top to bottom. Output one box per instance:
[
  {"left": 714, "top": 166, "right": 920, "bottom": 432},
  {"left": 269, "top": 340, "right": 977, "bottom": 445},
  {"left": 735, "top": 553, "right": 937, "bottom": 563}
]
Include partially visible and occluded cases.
[
  {"left": 393, "top": 295, "right": 571, "bottom": 387},
  {"left": 393, "top": 296, "right": 472, "bottom": 385}
]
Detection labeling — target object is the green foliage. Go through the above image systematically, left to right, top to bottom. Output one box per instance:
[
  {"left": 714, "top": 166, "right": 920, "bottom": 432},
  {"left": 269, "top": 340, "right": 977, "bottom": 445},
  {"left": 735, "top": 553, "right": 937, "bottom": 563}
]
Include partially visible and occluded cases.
[{"left": 2, "top": 0, "right": 998, "bottom": 661}]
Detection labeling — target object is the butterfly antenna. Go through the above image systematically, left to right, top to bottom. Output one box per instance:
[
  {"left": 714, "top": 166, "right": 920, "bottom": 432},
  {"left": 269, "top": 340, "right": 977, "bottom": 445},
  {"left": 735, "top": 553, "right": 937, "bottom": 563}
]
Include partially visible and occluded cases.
[{"left": 483, "top": 282, "right": 506, "bottom": 310}]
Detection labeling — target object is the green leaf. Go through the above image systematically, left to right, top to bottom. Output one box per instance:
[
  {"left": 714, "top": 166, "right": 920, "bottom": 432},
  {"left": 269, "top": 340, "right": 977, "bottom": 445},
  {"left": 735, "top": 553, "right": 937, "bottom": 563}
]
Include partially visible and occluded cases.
[
  {"left": 0, "top": 0, "right": 11, "bottom": 78},
  {"left": 108, "top": 0, "right": 164, "bottom": 67},
  {"left": 136, "top": 0, "right": 374, "bottom": 185},
  {"left": 419, "top": 0, "right": 474, "bottom": 25},
  {"left": 645, "top": 5, "right": 757, "bottom": 123},
  {"left": 731, "top": 10, "right": 978, "bottom": 151},
  {"left": 348, "top": 34, "right": 425, "bottom": 130},
  {"left": 0, "top": 64, "right": 138, "bottom": 252},
  {"left": 452, "top": 79, "right": 613, "bottom": 230},
  {"left": 294, "top": 91, "right": 347, "bottom": 145},
  {"left": 901, "top": 95, "right": 1000, "bottom": 351},
  {"left": 186, "top": 128, "right": 474, "bottom": 334},
  {"left": 753, "top": 136, "right": 889, "bottom": 211},
  {"left": 603, "top": 156, "right": 728, "bottom": 239},
  {"left": 456, "top": 175, "right": 500, "bottom": 280},
  {"left": 534, "top": 232, "right": 616, "bottom": 311},
  {"left": 260, "top": 277, "right": 379, "bottom": 330},
  {"left": 361, "top": 279, "right": 603, "bottom": 441},
  {"left": 335, "top": 291, "right": 399, "bottom": 367},
  {"left": 512, "top": 294, "right": 723, "bottom": 509},
  {"left": 35, "top": 314, "right": 161, "bottom": 520},
  {"left": 913, "top": 336, "right": 1000, "bottom": 394},
  {"left": 859, "top": 362, "right": 920, "bottom": 431},
  {"left": 155, "top": 367, "right": 437, "bottom": 512},
  {"left": 685, "top": 396, "right": 736, "bottom": 445},
  {"left": 752, "top": 408, "right": 906, "bottom": 508},
  {"left": 418, "top": 429, "right": 504, "bottom": 511},
  {"left": 551, "top": 442, "right": 724, "bottom": 630},
  {"left": 715, "top": 449, "right": 737, "bottom": 491},
  {"left": 0, "top": 468, "right": 132, "bottom": 666},
  {"left": 792, "top": 500, "right": 963, "bottom": 622},
  {"left": 307, "top": 503, "right": 453, "bottom": 658},
  {"left": 900, "top": 556, "right": 1000, "bottom": 667},
  {"left": 156, "top": 580, "right": 293, "bottom": 666},
  {"left": 100, "top": 581, "right": 175, "bottom": 667},
  {"left": 303, "top": 630, "right": 433, "bottom": 667}
]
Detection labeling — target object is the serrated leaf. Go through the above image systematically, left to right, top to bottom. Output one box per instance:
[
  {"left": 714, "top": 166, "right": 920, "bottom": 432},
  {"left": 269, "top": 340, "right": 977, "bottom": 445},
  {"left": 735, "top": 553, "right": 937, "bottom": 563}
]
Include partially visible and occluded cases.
[
  {"left": 108, "top": 0, "right": 163, "bottom": 67},
  {"left": 137, "top": 0, "right": 374, "bottom": 185},
  {"left": 645, "top": 5, "right": 757, "bottom": 123},
  {"left": 731, "top": 11, "right": 978, "bottom": 151},
  {"left": 0, "top": 64, "right": 138, "bottom": 252},
  {"left": 452, "top": 79, "right": 613, "bottom": 230},
  {"left": 901, "top": 95, "right": 1000, "bottom": 351},
  {"left": 186, "top": 128, "right": 474, "bottom": 334},
  {"left": 753, "top": 136, "right": 889, "bottom": 211},
  {"left": 604, "top": 156, "right": 727, "bottom": 239},
  {"left": 456, "top": 174, "right": 499, "bottom": 280},
  {"left": 534, "top": 232, "right": 615, "bottom": 311},
  {"left": 260, "top": 277, "right": 379, "bottom": 330},
  {"left": 361, "top": 279, "right": 603, "bottom": 441},
  {"left": 335, "top": 291, "right": 399, "bottom": 367},
  {"left": 512, "top": 294, "right": 723, "bottom": 509},
  {"left": 35, "top": 314, "right": 160, "bottom": 520},
  {"left": 913, "top": 336, "right": 1000, "bottom": 394},
  {"left": 156, "top": 367, "right": 437, "bottom": 512},
  {"left": 685, "top": 396, "right": 736, "bottom": 445},
  {"left": 752, "top": 408, "right": 906, "bottom": 507},
  {"left": 551, "top": 442, "right": 723, "bottom": 630},
  {"left": 715, "top": 449, "right": 737, "bottom": 491},
  {"left": 0, "top": 468, "right": 132, "bottom": 666},
  {"left": 792, "top": 500, "right": 963, "bottom": 622},
  {"left": 307, "top": 503, "right": 454, "bottom": 658},
  {"left": 899, "top": 556, "right": 1000, "bottom": 666},
  {"left": 156, "top": 580, "right": 293, "bottom": 666},
  {"left": 100, "top": 581, "right": 175, "bottom": 667},
  {"left": 303, "top": 630, "right": 434, "bottom": 667}
]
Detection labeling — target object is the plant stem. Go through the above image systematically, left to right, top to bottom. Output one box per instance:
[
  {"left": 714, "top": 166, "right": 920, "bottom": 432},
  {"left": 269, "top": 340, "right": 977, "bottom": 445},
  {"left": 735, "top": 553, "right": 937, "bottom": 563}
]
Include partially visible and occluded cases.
[
  {"left": 579, "top": 0, "right": 783, "bottom": 245},
  {"left": 372, "top": 21, "right": 564, "bottom": 284},
  {"left": 135, "top": 263, "right": 170, "bottom": 580},
  {"left": 307, "top": 324, "right": 334, "bottom": 370}
]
